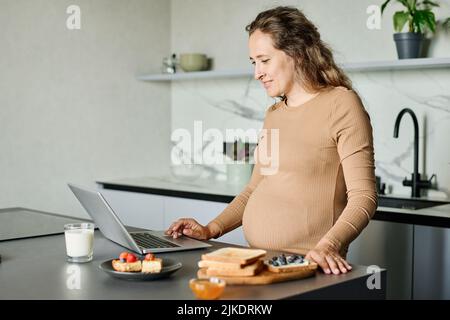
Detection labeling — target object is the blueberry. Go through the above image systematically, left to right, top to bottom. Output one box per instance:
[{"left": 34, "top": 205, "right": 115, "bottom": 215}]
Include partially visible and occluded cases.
[
  {"left": 271, "top": 256, "right": 278, "bottom": 262},
  {"left": 287, "top": 256, "right": 295, "bottom": 264},
  {"left": 294, "top": 257, "right": 304, "bottom": 264},
  {"left": 268, "top": 260, "right": 273, "bottom": 265},
  {"left": 272, "top": 261, "right": 279, "bottom": 266}
]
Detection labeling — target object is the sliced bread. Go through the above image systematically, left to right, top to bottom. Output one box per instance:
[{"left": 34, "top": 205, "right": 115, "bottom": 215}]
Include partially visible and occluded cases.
[
  {"left": 201, "top": 247, "right": 266, "bottom": 265},
  {"left": 205, "top": 259, "right": 264, "bottom": 277},
  {"left": 198, "top": 260, "right": 246, "bottom": 270}
]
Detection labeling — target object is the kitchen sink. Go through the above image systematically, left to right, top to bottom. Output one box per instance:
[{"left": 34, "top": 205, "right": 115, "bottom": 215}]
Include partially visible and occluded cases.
[{"left": 378, "top": 196, "right": 450, "bottom": 210}]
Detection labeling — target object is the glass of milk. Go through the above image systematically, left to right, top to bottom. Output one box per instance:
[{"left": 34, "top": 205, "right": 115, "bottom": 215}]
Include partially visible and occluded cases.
[{"left": 64, "top": 223, "right": 95, "bottom": 263}]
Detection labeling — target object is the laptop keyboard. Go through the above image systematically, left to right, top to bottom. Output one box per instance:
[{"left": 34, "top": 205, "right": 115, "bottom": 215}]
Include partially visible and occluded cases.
[{"left": 131, "top": 233, "right": 180, "bottom": 249}]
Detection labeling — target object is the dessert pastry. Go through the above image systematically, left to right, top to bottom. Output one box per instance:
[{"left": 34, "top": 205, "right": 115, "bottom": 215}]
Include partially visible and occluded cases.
[
  {"left": 111, "top": 252, "right": 163, "bottom": 273},
  {"left": 112, "top": 252, "right": 142, "bottom": 272},
  {"left": 141, "top": 253, "right": 163, "bottom": 273}
]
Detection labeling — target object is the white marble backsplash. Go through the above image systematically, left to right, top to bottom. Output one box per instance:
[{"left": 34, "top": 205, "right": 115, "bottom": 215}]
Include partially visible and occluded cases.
[{"left": 171, "top": 70, "right": 450, "bottom": 199}]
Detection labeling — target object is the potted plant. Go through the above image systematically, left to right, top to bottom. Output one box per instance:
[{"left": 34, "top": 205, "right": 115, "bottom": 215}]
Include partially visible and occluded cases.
[{"left": 381, "top": 0, "right": 441, "bottom": 59}]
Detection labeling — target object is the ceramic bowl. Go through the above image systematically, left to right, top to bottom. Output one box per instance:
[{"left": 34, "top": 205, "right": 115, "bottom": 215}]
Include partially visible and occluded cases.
[{"left": 179, "top": 53, "right": 208, "bottom": 72}]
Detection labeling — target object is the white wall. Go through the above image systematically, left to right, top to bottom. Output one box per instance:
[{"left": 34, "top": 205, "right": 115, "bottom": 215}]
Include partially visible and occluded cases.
[
  {"left": 0, "top": 0, "right": 172, "bottom": 218},
  {"left": 170, "top": 0, "right": 450, "bottom": 198}
]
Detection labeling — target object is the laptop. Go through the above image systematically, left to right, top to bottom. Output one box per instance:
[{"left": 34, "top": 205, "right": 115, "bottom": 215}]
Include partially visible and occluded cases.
[{"left": 68, "top": 183, "right": 211, "bottom": 254}]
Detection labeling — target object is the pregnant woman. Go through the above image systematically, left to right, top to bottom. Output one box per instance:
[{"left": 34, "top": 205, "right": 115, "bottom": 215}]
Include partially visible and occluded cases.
[{"left": 165, "top": 6, "right": 378, "bottom": 275}]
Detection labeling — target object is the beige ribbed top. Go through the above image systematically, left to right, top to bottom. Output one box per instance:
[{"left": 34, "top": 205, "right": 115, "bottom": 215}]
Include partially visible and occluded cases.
[{"left": 211, "top": 86, "right": 378, "bottom": 255}]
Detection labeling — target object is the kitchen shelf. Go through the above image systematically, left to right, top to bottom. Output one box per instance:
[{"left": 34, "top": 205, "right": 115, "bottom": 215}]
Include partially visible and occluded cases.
[
  {"left": 138, "top": 57, "right": 450, "bottom": 82},
  {"left": 343, "top": 57, "right": 450, "bottom": 72},
  {"left": 137, "top": 69, "right": 253, "bottom": 81}
]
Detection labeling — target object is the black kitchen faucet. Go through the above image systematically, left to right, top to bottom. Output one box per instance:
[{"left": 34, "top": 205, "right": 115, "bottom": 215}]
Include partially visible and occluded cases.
[{"left": 393, "top": 108, "right": 435, "bottom": 197}]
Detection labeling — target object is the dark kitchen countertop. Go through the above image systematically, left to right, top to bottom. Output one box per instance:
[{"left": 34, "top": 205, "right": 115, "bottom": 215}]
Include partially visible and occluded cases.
[
  {"left": 97, "top": 176, "right": 450, "bottom": 228},
  {"left": 0, "top": 207, "right": 91, "bottom": 241},
  {"left": 0, "top": 208, "right": 385, "bottom": 300}
]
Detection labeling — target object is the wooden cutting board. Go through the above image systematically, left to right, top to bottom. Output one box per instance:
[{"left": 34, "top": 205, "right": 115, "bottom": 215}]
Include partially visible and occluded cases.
[{"left": 197, "top": 263, "right": 318, "bottom": 285}]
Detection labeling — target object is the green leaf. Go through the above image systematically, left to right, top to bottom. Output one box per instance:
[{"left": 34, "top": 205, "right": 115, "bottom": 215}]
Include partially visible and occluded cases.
[
  {"left": 381, "top": 0, "right": 391, "bottom": 14},
  {"left": 397, "top": 0, "right": 410, "bottom": 10},
  {"left": 407, "top": 0, "right": 417, "bottom": 10},
  {"left": 421, "top": 0, "right": 439, "bottom": 8},
  {"left": 413, "top": 10, "right": 436, "bottom": 33},
  {"left": 424, "top": 10, "right": 436, "bottom": 32},
  {"left": 393, "top": 11, "right": 410, "bottom": 32},
  {"left": 413, "top": 11, "right": 425, "bottom": 32},
  {"left": 443, "top": 17, "right": 450, "bottom": 29}
]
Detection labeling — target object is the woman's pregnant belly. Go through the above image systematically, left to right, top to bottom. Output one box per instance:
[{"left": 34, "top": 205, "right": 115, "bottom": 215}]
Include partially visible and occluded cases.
[{"left": 242, "top": 176, "right": 310, "bottom": 250}]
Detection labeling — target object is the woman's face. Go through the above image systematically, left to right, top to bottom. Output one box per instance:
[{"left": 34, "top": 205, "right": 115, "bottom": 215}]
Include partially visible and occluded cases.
[{"left": 248, "top": 29, "right": 296, "bottom": 97}]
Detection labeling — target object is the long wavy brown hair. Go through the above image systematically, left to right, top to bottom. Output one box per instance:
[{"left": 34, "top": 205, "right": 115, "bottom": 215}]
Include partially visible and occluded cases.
[{"left": 246, "top": 6, "right": 352, "bottom": 93}]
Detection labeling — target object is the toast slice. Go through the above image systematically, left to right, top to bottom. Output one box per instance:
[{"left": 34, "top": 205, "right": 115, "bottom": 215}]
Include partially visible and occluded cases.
[
  {"left": 201, "top": 247, "right": 266, "bottom": 265},
  {"left": 205, "top": 259, "right": 264, "bottom": 277},
  {"left": 112, "top": 260, "right": 142, "bottom": 272},
  {"left": 198, "top": 260, "right": 247, "bottom": 270}
]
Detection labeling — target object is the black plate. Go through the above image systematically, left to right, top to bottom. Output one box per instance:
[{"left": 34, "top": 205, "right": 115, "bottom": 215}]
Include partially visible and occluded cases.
[{"left": 99, "top": 258, "right": 182, "bottom": 281}]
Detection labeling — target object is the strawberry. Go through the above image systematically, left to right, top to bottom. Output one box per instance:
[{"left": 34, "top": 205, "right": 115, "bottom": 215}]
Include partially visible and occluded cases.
[
  {"left": 119, "top": 252, "right": 129, "bottom": 261},
  {"left": 126, "top": 253, "right": 137, "bottom": 263},
  {"left": 145, "top": 253, "right": 155, "bottom": 261}
]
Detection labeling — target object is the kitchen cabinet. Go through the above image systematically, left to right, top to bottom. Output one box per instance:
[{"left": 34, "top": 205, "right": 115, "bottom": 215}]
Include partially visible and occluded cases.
[
  {"left": 98, "top": 188, "right": 247, "bottom": 246},
  {"left": 347, "top": 220, "right": 414, "bottom": 300},
  {"left": 348, "top": 220, "right": 450, "bottom": 300},
  {"left": 413, "top": 225, "right": 450, "bottom": 299}
]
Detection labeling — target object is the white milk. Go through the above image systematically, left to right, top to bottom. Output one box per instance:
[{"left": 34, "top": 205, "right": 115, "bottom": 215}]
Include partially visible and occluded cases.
[{"left": 65, "top": 229, "right": 94, "bottom": 257}]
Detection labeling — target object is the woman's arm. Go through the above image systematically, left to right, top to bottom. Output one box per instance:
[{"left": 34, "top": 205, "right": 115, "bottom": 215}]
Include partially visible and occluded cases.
[
  {"left": 307, "top": 89, "right": 378, "bottom": 274},
  {"left": 325, "top": 90, "right": 378, "bottom": 248}
]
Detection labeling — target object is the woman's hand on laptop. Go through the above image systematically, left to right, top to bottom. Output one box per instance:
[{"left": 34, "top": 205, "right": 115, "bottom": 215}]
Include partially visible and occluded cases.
[{"left": 165, "top": 218, "right": 218, "bottom": 240}]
